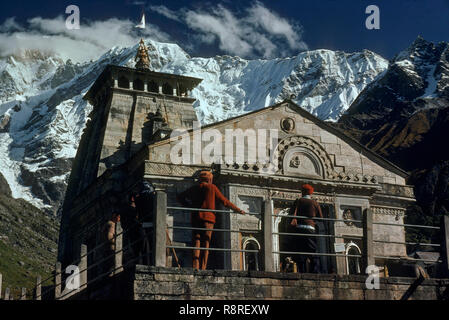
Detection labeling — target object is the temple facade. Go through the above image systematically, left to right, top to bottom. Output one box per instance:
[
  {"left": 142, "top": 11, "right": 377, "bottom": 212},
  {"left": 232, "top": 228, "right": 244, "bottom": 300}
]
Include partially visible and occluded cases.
[{"left": 58, "top": 41, "right": 415, "bottom": 277}]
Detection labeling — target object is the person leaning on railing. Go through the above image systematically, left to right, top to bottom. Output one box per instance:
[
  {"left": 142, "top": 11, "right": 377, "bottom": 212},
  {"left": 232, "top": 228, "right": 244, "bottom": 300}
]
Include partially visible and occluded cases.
[
  {"left": 176, "top": 171, "right": 246, "bottom": 270},
  {"left": 290, "top": 184, "right": 323, "bottom": 273}
]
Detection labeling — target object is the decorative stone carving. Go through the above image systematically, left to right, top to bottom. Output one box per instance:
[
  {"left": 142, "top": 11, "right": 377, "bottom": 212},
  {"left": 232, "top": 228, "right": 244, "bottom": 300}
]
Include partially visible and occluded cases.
[
  {"left": 280, "top": 117, "right": 295, "bottom": 133},
  {"left": 275, "top": 135, "right": 333, "bottom": 178},
  {"left": 282, "top": 147, "right": 323, "bottom": 177},
  {"left": 145, "top": 161, "right": 209, "bottom": 177},
  {"left": 371, "top": 206, "right": 406, "bottom": 217},
  {"left": 342, "top": 208, "right": 355, "bottom": 226}
]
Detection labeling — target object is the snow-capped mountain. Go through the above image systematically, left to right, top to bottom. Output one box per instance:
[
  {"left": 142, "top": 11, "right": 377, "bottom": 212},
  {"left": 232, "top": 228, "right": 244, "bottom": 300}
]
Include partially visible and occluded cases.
[
  {"left": 341, "top": 36, "right": 449, "bottom": 130},
  {"left": 338, "top": 37, "right": 449, "bottom": 170},
  {"left": 0, "top": 39, "right": 388, "bottom": 214}
]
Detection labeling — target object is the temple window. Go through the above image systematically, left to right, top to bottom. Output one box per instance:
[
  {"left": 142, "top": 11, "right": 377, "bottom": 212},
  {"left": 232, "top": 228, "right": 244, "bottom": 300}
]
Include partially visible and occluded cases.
[
  {"left": 118, "top": 75, "right": 130, "bottom": 89},
  {"left": 134, "top": 78, "right": 144, "bottom": 91},
  {"left": 148, "top": 80, "right": 158, "bottom": 93},
  {"left": 162, "top": 83, "right": 173, "bottom": 95}
]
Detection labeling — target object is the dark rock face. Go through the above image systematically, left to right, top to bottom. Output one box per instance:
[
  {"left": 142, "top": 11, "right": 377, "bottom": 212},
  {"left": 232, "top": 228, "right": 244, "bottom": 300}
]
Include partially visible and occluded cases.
[
  {"left": 337, "top": 37, "right": 449, "bottom": 229},
  {"left": 339, "top": 37, "right": 449, "bottom": 168},
  {"left": 20, "top": 158, "right": 73, "bottom": 207},
  {"left": 410, "top": 161, "right": 449, "bottom": 218},
  {"left": 0, "top": 171, "right": 12, "bottom": 197}
]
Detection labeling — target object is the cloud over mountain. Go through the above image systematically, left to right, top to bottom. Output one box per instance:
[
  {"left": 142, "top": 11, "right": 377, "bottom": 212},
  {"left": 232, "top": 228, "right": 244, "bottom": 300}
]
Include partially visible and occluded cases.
[
  {"left": 150, "top": 1, "right": 308, "bottom": 59},
  {"left": 0, "top": 16, "right": 171, "bottom": 62}
]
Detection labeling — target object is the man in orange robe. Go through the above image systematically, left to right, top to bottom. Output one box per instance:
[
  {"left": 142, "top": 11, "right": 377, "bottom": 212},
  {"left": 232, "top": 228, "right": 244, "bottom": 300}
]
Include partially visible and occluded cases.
[{"left": 177, "top": 171, "right": 245, "bottom": 270}]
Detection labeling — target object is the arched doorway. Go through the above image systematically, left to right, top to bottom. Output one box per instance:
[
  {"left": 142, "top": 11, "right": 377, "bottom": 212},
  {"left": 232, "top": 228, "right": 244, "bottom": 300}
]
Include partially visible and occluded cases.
[
  {"left": 242, "top": 237, "right": 261, "bottom": 271},
  {"left": 345, "top": 242, "right": 362, "bottom": 274}
]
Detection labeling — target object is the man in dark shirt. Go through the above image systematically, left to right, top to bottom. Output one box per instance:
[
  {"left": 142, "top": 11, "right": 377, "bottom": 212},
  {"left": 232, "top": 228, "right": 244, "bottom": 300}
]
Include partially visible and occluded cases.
[
  {"left": 177, "top": 171, "right": 245, "bottom": 270},
  {"left": 290, "top": 184, "right": 323, "bottom": 273}
]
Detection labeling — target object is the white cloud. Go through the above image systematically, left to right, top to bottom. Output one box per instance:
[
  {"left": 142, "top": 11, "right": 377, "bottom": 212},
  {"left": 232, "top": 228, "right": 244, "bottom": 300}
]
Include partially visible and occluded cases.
[
  {"left": 0, "top": 2, "right": 307, "bottom": 62},
  {"left": 150, "top": 2, "right": 308, "bottom": 59},
  {"left": 247, "top": 2, "right": 307, "bottom": 51},
  {"left": 149, "top": 5, "right": 181, "bottom": 22},
  {"left": 0, "top": 16, "right": 171, "bottom": 62},
  {"left": 0, "top": 17, "right": 23, "bottom": 32}
]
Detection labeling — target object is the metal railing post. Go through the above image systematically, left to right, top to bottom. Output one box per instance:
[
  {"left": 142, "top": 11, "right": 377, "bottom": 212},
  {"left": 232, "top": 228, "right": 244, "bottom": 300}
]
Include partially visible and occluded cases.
[
  {"left": 153, "top": 189, "right": 167, "bottom": 267},
  {"left": 263, "top": 199, "right": 275, "bottom": 272},
  {"left": 363, "top": 208, "right": 374, "bottom": 270},
  {"left": 441, "top": 215, "right": 449, "bottom": 277},
  {"left": 114, "top": 223, "right": 123, "bottom": 274},
  {"left": 80, "top": 244, "right": 87, "bottom": 289},
  {"left": 55, "top": 262, "right": 61, "bottom": 299},
  {"left": 35, "top": 275, "right": 42, "bottom": 300},
  {"left": 20, "top": 288, "right": 26, "bottom": 300}
]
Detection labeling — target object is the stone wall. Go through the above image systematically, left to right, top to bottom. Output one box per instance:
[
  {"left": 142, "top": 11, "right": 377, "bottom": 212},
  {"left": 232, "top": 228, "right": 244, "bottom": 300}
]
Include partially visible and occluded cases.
[
  {"left": 148, "top": 101, "right": 409, "bottom": 186},
  {"left": 133, "top": 266, "right": 448, "bottom": 300}
]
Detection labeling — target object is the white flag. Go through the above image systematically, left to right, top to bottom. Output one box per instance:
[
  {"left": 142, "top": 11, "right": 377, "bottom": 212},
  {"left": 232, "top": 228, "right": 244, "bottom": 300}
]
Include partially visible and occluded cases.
[{"left": 135, "top": 13, "right": 145, "bottom": 29}]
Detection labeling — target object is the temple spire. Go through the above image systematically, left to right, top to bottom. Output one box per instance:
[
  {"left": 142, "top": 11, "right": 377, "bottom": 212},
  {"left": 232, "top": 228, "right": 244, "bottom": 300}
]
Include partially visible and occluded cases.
[{"left": 135, "top": 38, "right": 150, "bottom": 70}]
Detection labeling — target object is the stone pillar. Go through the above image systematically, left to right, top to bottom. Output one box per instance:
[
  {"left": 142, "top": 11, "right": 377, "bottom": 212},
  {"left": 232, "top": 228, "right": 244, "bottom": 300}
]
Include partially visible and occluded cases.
[
  {"left": 113, "top": 73, "right": 118, "bottom": 88},
  {"left": 144, "top": 80, "right": 148, "bottom": 92},
  {"left": 158, "top": 85, "right": 163, "bottom": 94},
  {"left": 173, "top": 88, "right": 177, "bottom": 96},
  {"left": 153, "top": 189, "right": 167, "bottom": 267},
  {"left": 263, "top": 199, "right": 275, "bottom": 272},
  {"left": 363, "top": 208, "right": 374, "bottom": 271},
  {"left": 441, "top": 215, "right": 449, "bottom": 277},
  {"left": 114, "top": 223, "right": 123, "bottom": 274},
  {"left": 80, "top": 244, "right": 87, "bottom": 290},
  {"left": 55, "top": 262, "right": 62, "bottom": 299},
  {"left": 35, "top": 275, "right": 42, "bottom": 300},
  {"left": 4, "top": 287, "right": 10, "bottom": 300},
  {"left": 20, "top": 287, "right": 26, "bottom": 300}
]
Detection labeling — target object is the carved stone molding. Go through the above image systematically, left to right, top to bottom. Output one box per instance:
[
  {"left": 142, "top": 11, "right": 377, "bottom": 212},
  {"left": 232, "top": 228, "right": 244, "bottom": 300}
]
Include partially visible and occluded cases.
[
  {"left": 145, "top": 161, "right": 210, "bottom": 177},
  {"left": 371, "top": 206, "right": 406, "bottom": 217}
]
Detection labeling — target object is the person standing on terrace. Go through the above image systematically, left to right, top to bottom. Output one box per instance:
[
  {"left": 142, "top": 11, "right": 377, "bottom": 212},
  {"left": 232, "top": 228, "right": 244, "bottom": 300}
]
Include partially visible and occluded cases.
[{"left": 177, "top": 171, "right": 246, "bottom": 270}]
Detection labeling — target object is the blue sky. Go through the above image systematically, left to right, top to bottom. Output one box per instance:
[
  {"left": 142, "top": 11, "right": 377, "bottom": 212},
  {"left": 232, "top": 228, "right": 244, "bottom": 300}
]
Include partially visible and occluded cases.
[{"left": 0, "top": 0, "right": 448, "bottom": 61}]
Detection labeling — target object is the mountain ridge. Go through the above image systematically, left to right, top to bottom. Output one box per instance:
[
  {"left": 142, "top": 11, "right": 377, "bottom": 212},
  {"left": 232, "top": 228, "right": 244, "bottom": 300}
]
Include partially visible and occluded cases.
[{"left": 0, "top": 39, "right": 388, "bottom": 214}]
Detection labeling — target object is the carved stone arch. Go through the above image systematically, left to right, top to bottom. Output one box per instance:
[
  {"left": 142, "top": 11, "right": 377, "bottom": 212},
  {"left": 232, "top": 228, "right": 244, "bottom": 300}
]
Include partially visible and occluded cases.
[
  {"left": 274, "top": 135, "right": 334, "bottom": 179},
  {"left": 242, "top": 236, "right": 261, "bottom": 271}
]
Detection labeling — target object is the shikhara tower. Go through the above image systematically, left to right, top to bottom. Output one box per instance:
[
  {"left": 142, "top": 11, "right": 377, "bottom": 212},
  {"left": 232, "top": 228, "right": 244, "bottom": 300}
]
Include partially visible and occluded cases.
[{"left": 58, "top": 40, "right": 201, "bottom": 263}]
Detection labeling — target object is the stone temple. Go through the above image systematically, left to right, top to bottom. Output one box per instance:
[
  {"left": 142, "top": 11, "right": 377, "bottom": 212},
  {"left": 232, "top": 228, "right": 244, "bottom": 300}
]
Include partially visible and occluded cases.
[{"left": 56, "top": 40, "right": 444, "bottom": 300}]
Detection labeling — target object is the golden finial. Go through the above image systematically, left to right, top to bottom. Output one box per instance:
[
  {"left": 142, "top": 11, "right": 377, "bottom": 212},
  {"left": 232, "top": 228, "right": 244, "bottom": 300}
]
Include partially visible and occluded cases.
[{"left": 135, "top": 38, "right": 150, "bottom": 70}]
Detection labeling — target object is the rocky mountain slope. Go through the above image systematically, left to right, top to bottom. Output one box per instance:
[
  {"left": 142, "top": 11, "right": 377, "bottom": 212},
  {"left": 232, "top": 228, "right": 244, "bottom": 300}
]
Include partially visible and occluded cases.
[
  {"left": 339, "top": 36, "right": 449, "bottom": 165},
  {"left": 0, "top": 40, "right": 388, "bottom": 214},
  {"left": 0, "top": 171, "right": 59, "bottom": 299}
]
